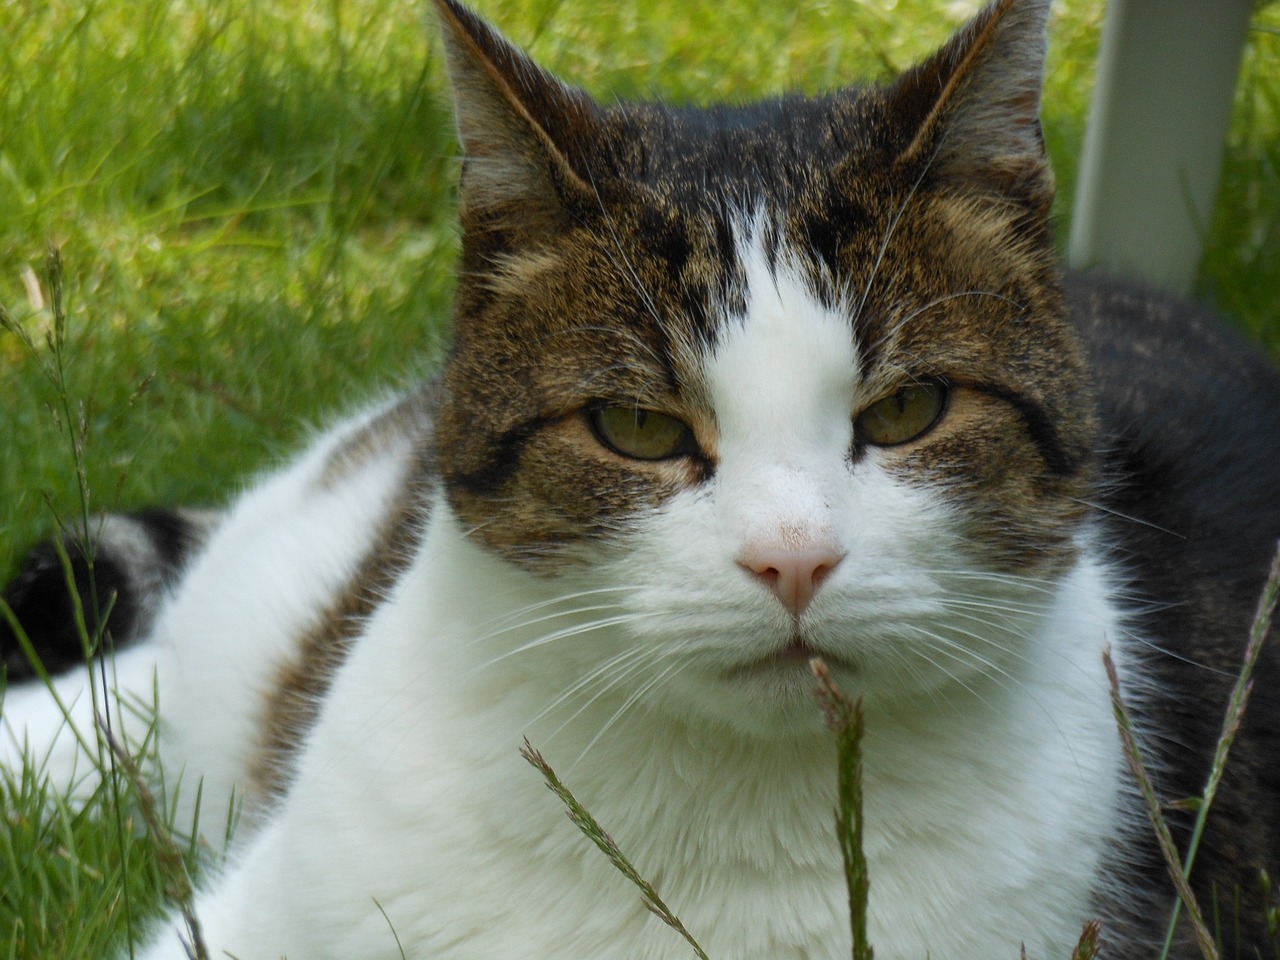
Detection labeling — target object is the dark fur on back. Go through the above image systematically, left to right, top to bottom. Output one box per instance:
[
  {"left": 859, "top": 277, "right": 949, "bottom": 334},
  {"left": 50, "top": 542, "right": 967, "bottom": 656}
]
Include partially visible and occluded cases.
[{"left": 1075, "top": 274, "right": 1280, "bottom": 952}]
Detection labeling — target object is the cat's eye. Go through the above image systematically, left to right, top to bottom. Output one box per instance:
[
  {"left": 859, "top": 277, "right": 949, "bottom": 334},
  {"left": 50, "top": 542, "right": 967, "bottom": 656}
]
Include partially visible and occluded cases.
[
  {"left": 855, "top": 382, "right": 947, "bottom": 447},
  {"left": 589, "top": 406, "right": 693, "bottom": 461}
]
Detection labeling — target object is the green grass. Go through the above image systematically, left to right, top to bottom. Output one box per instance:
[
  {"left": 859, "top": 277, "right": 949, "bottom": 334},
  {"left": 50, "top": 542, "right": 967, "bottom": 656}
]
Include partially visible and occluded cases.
[
  {"left": 1, "top": 0, "right": 1278, "bottom": 956},
  {"left": 1, "top": 0, "right": 1278, "bottom": 578}
]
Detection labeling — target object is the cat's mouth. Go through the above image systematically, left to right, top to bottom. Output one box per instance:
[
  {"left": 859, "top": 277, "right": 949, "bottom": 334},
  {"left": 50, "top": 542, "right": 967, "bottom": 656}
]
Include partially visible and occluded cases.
[
  {"left": 726, "top": 635, "right": 854, "bottom": 678},
  {"left": 771, "top": 637, "right": 820, "bottom": 665}
]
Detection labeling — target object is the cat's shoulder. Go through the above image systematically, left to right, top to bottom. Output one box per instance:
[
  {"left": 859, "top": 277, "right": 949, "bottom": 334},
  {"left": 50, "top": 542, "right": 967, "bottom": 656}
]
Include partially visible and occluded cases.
[
  {"left": 1067, "top": 269, "right": 1280, "bottom": 548},
  {"left": 1065, "top": 271, "right": 1280, "bottom": 432},
  {"left": 1066, "top": 272, "right": 1280, "bottom": 506},
  {"left": 1066, "top": 273, "right": 1280, "bottom": 938}
]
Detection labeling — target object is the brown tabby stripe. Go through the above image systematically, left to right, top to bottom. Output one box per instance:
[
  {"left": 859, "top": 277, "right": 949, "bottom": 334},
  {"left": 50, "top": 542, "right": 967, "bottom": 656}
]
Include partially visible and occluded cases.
[
  {"left": 962, "top": 379, "right": 1084, "bottom": 478},
  {"left": 316, "top": 390, "right": 436, "bottom": 492},
  {"left": 445, "top": 413, "right": 557, "bottom": 495},
  {"left": 248, "top": 452, "right": 433, "bottom": 806}
]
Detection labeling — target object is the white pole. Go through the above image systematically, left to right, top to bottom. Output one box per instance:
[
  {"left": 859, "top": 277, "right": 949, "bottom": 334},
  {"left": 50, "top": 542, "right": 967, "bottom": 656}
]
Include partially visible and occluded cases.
[{"left": 1067, "top": 0, "right": 1254, "bottom": 296}]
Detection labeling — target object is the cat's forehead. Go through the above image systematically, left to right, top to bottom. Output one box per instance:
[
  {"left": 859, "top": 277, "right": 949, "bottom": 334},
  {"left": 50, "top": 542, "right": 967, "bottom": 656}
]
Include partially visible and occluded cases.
[
  {"left": 601, "top": 92, "right": 886, "bottom": 201},
  {"left": 595, "top": 189, "right": 947, "bottom": 402},
  {"left": 704, "top": 221, "right": 862, "bottom": 458}
]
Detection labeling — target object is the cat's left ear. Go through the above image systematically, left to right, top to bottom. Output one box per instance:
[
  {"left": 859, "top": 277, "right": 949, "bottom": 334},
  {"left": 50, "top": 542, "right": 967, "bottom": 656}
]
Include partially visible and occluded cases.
[
  {"left": 432, "top": 0, "right": 602, "bottom": 237},
  {"left": 887, "top": 0, "right": 1054, "bottom": 212}
]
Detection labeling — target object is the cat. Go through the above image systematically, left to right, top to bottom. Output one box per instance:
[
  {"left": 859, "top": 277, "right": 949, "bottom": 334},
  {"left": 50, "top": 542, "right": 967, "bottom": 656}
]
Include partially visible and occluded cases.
[{"left": 3, "top": 0, "right": 1279, "bottom": 957}]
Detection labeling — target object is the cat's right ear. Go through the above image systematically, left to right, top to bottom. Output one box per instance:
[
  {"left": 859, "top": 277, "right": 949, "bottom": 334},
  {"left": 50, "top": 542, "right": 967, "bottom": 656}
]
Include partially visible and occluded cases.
[
  {"left": 433, "top": 0, "right": 602, "bottom": 240},
  {"left": 882, "top": 0, "right": 1055, "bottom": 215}
]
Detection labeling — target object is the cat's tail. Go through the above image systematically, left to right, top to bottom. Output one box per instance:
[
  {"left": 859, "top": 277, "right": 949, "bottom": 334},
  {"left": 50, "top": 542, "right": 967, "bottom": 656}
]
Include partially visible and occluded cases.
[{"left": 1, "top": 508, "right": 219, "bottom": 681}]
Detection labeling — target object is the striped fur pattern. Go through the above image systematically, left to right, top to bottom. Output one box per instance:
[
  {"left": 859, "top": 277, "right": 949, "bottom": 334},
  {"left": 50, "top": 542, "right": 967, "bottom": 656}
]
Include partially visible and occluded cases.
[{"left": 1, "top": 1, "right": 1278, "bottom": 958}]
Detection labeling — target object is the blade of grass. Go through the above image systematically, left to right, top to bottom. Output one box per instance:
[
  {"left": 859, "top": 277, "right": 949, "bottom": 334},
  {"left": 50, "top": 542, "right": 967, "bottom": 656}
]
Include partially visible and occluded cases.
[
  {"left": 1157, "top": 541, "right": 1280, "bottom": 957},
  {"left": 1103, "top": 648, "right": 1220, "bottom": 960},
  {"left": 810, "top": 658, "right": 873, "bottom": 960},
  {"left": 98, "top": 720, "right": 209, "bottom": 960},
  {"left": 520, "top": 739, "right": 710, "bottom": 960},
  {"left": 1069, "top": 919, "right": 1103, "bottom": 960}
]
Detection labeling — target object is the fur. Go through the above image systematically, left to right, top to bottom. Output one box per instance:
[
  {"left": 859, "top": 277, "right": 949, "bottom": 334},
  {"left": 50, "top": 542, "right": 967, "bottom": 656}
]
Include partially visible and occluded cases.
[{"left": 2, "top": 1, "right": 1278, "bottom": 958}]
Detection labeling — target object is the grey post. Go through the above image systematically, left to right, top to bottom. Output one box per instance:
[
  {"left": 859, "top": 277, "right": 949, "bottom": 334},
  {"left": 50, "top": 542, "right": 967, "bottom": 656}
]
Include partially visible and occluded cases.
[{"left": 1067, "top": 0, "right": 1255, "bottom": 296}]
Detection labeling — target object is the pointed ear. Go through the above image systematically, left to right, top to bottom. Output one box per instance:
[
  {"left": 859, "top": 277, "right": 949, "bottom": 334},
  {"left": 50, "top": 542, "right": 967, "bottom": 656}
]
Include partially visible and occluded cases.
[
  {"left": 432, "top": 0, "right": 601, "bottom": 237},
  {"left": 887, "top": 0, "right": 1053, "bottom": 210}
]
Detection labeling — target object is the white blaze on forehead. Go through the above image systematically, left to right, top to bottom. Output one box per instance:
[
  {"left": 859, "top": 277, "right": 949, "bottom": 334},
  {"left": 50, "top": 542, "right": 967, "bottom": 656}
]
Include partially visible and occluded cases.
[{"left": 707, "top": 224, "right": 860, "bottom": 465}]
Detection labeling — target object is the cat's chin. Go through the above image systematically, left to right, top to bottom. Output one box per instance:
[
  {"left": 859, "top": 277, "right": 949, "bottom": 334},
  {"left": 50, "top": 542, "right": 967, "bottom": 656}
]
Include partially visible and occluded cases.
[
  {"left": 662, "top": 636, "right": 864, "bottom": 737},
  {"left": 724, "top": 636, "right": 849, "bottom": 680}
]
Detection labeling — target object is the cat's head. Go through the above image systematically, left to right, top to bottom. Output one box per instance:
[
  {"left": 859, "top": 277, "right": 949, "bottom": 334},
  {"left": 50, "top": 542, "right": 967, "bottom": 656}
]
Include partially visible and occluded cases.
[{"left": 431, "top": 0, "right": 1097, "bottom": 733}]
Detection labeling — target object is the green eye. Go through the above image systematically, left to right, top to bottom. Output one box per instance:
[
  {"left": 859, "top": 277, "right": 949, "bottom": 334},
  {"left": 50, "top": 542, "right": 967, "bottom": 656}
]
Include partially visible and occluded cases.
[
  {"left": 855, "top": 382, "right": 947, "bottom": 446},
  {"left": 589, "top": 406, "right": 693, "bottom": 461}
]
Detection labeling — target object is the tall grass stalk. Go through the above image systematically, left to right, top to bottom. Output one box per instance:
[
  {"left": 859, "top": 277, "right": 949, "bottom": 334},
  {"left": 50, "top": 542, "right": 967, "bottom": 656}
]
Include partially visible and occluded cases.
[
  {"left": 8, "top": 247, "right": 148, "bottom": 955},
  {"left": 2, "top": 252, "right": 202, "bottom": 960},
  {"left": 1103, "top": 541, "right": 1280, "bottom": 960},
  {"left": 1156, "top": 542, "right": 1280, "bottom": 958},
  {"left": 1104, "top": 648, "right": 1220, "bottom": 960},
  {"left": 811, "top": 658, "right": 873, "bottom": 960},
  {"left": 99, "top": 722, "right": 209, "bottom": 960},
  {"left": 520, "top": 739, "right": 711, "bottom": 960}
]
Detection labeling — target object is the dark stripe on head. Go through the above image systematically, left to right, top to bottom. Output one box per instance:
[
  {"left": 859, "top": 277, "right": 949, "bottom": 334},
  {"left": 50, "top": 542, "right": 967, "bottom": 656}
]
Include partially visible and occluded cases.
[
  {"left": 966, "top": 380, "right": 1083, "bottom": 478},
  {"left": 446, "top": 415, "right": 557, "bottom": 494}
]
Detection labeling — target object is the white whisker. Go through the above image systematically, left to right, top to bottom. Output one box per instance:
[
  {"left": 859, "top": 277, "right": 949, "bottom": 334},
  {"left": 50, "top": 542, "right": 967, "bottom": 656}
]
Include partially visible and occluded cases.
[
  {"left": 470, "top": 602, "right": 633, "bottom": 647},
  {"left": 466, "top": 611, "right": 665, "bottom": 674},
  {"left": 526, "top": 646, "right": 658, "bottom": 734},
  {"left": 536, "top": 648, "right": 669, "bottom": 746},
  {"left": 568, "top": 656, "right": 689, "bottom": 771}
]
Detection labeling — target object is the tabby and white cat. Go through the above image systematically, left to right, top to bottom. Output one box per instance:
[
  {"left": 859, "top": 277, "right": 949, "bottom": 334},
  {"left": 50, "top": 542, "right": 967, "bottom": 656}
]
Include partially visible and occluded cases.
[{"left": 3, "top": 0, "right": 1279, "bottom": 957}]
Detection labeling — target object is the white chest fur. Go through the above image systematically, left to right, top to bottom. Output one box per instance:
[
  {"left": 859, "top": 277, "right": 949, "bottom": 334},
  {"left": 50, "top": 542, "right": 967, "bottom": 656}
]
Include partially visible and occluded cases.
[{"left": 146, "top": 503, "right": 1125, "bottom": 960}]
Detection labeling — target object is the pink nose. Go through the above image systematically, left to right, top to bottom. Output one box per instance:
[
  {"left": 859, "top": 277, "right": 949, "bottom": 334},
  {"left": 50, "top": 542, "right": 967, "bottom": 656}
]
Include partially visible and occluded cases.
[{"left": 737, "top": 545, "right": 844, "bottom": 618}]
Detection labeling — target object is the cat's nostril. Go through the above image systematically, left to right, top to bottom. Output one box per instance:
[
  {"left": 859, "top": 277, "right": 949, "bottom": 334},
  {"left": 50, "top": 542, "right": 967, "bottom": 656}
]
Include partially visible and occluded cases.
[{"left": 737, "top": 546, "right": 845, "bottom": 618}]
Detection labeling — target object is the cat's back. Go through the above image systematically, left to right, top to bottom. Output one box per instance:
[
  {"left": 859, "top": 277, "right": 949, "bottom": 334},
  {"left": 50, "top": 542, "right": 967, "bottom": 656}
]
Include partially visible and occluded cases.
[
  {"left": 1067, "top": 271, "right": 1280, "bottom": 952},
  {"left": 1069, "top": 271, "right": 1280, "bottom": 589}
]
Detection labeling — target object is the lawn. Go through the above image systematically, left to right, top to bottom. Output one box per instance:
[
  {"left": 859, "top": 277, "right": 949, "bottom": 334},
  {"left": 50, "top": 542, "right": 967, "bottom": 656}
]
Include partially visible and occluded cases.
[{"left": 1, "top": 0, "right": 1278, "bottom": 956}]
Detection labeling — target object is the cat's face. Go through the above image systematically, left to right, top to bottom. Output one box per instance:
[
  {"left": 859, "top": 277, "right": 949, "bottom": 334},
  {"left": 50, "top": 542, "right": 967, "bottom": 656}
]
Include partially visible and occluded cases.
[{"left": 432, "top": 0, "right": 1096, "bottom": 731}]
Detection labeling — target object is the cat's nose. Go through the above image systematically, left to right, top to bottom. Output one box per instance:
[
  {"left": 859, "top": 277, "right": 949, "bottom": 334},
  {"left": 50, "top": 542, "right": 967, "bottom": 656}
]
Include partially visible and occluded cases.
[{"left": 737, "top": 544, "right": 844, "bottom": 618}]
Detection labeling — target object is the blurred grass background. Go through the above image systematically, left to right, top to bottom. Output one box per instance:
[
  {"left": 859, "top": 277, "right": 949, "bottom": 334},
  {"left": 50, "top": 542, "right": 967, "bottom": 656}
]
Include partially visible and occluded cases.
[
  {"left": 1, "top": 0, "right": 1277, "bottom": 580},
  {"left": 0, "top": 1, "right": 1277, "bottom": 955}
]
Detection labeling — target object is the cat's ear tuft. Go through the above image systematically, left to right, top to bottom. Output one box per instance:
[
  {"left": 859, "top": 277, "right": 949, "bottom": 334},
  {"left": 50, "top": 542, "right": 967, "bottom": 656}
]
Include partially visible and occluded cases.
[
  {"left": 432, "top": 0, "right": 601, "bottom": 235},
  {"left": 887, "top": 0, "right": 1054, "bottom": 210}
]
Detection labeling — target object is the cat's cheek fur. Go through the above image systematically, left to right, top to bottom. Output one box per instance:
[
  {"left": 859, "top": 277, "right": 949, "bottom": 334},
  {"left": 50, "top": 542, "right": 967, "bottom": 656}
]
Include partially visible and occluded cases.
[
  {"left": 881, "top": 387, "right": 1088, "bottom": 575},
  {"left": 441, "top": 414, "right": 708, "bottom": 571}
]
